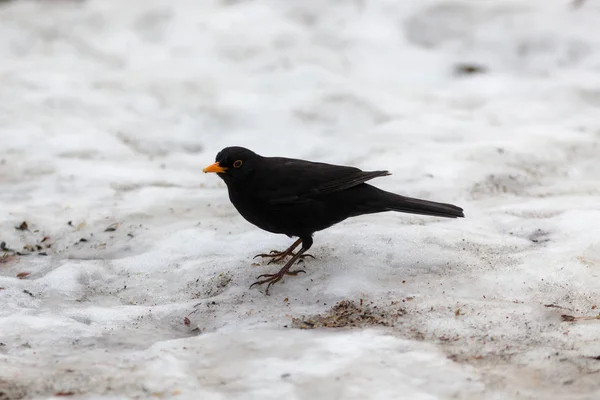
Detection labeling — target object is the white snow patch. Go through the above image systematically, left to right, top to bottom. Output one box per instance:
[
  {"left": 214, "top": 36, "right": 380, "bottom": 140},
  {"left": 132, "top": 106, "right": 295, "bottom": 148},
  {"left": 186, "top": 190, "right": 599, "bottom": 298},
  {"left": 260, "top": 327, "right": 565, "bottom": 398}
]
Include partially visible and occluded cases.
[{"left": 1, "top": 0, "right": 600, "bottom": 399}]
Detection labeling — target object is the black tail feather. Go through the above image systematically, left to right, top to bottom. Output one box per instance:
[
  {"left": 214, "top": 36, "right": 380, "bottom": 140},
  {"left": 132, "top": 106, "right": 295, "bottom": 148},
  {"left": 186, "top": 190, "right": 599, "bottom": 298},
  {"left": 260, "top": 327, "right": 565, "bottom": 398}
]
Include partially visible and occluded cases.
[{"left": 381, "top": 192, "right": 464, "bottom": 219}]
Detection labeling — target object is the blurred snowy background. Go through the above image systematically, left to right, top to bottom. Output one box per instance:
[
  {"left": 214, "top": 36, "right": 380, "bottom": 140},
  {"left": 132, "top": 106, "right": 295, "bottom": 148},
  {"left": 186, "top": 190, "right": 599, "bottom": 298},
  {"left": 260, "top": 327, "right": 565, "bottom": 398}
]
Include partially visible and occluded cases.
[{"left": 1, "top": 0, "right": 600, "bottom": 398}]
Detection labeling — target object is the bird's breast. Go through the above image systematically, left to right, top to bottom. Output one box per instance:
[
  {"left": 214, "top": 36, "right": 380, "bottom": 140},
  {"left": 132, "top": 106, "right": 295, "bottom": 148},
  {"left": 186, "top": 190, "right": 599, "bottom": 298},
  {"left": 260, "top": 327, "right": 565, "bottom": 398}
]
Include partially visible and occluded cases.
[
  {"left": 224, "top": 183, "right": 356, "bottom": 236},
  {"left": 226, "top": 185, "right": 287, "bottom": 234}
]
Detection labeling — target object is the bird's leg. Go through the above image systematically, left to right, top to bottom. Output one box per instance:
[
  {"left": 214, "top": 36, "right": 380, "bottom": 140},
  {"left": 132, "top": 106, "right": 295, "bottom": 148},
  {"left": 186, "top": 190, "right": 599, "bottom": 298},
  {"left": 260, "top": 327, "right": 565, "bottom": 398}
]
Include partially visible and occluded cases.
[
  {"left": 251, "top": 236, "right": 313, "bottom": 295},
  {"left": 253, "top": 238, "right": 314, "bottom": 264},
  {"left": 253, "top": 238, "right": 300, "bottom": 260},
  {"left": 250, "top": 248, "right": 308, "bottom": 295}
]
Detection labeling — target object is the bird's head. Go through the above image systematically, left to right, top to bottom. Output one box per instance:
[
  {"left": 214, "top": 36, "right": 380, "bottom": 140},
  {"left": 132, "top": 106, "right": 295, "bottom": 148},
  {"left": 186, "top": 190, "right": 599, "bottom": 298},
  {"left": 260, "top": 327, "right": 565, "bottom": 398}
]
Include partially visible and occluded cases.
[{"left": 203, "top": 146, "right": 259, "bottom": 182}]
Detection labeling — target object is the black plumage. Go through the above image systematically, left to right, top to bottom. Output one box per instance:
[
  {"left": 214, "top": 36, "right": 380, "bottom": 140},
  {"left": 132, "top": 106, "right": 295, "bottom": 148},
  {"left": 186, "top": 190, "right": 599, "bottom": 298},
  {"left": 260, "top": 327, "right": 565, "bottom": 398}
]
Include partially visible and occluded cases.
[{"left": 204, "top": 146, "right": 464, "bottom": 294}]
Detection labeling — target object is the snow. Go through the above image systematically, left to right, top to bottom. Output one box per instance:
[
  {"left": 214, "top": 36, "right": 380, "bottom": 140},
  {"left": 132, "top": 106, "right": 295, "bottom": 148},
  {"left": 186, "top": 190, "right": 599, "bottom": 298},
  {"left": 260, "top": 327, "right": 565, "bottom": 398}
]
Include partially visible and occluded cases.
[{"left": 1, "top": 0, "right": 600, "bottom": 398}]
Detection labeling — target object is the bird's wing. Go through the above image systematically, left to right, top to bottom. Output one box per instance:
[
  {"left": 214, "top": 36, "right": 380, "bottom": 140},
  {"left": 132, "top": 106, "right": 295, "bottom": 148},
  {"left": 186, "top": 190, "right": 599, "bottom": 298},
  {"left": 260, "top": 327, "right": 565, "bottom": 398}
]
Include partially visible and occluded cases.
[
  {"left": 257, "top": 157, "right": 390, "bottom": 205},
  {"left": 315, "top": 169, "right": 391, "bottom": 194}
]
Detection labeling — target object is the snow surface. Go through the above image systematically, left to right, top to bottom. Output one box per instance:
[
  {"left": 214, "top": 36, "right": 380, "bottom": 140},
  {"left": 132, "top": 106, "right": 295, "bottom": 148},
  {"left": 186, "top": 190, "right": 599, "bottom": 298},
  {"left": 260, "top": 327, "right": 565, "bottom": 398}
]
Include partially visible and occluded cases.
[{"left": 1, "top": 0, "right": 600, "bottom": 399}]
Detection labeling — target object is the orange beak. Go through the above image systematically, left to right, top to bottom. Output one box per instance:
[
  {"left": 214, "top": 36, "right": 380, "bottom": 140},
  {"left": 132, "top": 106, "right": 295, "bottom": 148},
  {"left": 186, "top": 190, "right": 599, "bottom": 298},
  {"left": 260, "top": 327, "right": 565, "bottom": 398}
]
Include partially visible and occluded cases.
[{"left": 203, "top": 162, "right": 228, "bottom": 173}]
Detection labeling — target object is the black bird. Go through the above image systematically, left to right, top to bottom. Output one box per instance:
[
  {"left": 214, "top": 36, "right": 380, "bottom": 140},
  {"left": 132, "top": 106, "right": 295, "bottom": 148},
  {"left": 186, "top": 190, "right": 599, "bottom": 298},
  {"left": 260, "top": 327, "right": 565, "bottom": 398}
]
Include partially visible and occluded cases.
[{"left": 203, "top": 146, "right": 464, "bottom": 294}]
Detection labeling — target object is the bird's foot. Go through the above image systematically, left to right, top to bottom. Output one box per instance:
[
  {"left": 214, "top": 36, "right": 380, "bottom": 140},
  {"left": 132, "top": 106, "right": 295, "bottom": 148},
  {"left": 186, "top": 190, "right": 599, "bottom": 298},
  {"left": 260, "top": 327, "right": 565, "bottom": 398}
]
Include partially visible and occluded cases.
[
  {"left": 253, "top": 249, "right": 289, "bottom": 260},
  {"left": 253, "top": 250, "right": 314, "bottom": 264},
  {"left": 250, "top": 268, "right": 306, "bottom": 295}
]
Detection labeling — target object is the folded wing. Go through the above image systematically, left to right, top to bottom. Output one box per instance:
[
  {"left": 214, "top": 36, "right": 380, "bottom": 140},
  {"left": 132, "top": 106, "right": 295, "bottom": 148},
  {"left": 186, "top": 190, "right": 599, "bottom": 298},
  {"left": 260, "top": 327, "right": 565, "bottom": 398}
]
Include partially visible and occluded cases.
[{"left": 257, "top": 157, "right": 390, "bottom": 205}]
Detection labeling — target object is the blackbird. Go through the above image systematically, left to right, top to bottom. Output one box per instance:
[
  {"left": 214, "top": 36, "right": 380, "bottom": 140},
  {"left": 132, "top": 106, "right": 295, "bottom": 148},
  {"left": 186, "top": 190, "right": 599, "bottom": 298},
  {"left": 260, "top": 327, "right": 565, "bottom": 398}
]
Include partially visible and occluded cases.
[{"left": 204, "top": 146, "right": 464, "bottom": 294}]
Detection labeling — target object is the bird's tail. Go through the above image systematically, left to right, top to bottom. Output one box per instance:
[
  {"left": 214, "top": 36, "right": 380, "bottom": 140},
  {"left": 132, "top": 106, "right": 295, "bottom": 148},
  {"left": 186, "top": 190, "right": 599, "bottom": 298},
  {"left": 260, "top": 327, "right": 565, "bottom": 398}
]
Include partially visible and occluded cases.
[{"left": 376, "top": 190, "right": 464, "bottom": 219}]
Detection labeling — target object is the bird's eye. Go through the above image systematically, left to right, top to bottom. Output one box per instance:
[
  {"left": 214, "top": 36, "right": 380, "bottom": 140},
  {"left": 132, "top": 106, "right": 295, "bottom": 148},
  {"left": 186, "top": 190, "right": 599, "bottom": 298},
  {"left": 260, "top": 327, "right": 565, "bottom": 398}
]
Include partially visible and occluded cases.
[{"left": 233, "top": 160, "right": 243, "bottom": 168}]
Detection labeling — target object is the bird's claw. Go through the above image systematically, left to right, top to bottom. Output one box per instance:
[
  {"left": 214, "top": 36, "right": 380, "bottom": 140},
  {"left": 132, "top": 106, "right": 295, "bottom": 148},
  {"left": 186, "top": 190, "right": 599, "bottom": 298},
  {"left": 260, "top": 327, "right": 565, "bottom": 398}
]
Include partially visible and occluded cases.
[
  {"left": 253, "top": 250, "right": 287, "bottom": 260},
  {"left": 253, "top": 251, "right": 315, "bottom": 264},
  {"left": 267, "top": 253, "right": 313, "bottom": 264},
  {"left": 250, "top": 269, "right": 306, "bottom": 295},
  {"left": 249, "top": 273, "right": 282, "bottom": 295}
]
